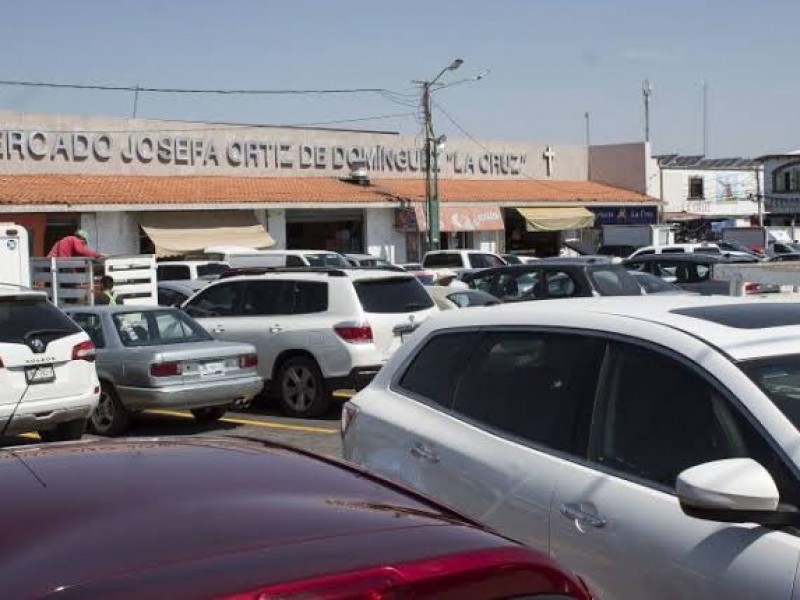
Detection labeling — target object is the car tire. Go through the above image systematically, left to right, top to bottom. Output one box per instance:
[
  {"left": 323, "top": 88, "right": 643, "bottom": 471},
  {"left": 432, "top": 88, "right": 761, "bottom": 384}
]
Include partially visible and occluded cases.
[
  {"left": 277, "top": 356, "right": 330, "bottom": 418},
  {"left": 90, "top": 382, "right": 130, "bottom": 437},
  {"left": 191, "top": 406, "right": 227, "bottom": 422},
  {"left": 39, "top": 418, "right": 86, "bottom": 443}
]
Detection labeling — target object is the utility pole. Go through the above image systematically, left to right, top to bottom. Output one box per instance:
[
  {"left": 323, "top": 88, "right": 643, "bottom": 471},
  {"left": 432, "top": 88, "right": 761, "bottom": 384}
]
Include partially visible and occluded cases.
[
  {"left": 642, "top": 79, "right": 652, "bottom": 143},
  {"left": 702, "top": 80, "right": 708, "bottom": 156},
  {"left": 132, "top": 84, "right": 141, "bottom": 118},
  {"left": 584, "top": 111, "right": 591, "bottom": 180}
]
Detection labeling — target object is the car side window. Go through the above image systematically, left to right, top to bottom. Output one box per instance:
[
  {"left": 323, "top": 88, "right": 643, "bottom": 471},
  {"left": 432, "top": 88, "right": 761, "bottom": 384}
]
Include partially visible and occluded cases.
[
  {"left": 469, "top": 254, "right": 504, "bottom": 269},
  {"left": 286, "top": 255, "right": 305, "bottom": 267},
  {"left": 157, "top": 265, "right": 191, "bottom": 281},
  {"left": 543, "top": 270, "right": 580, "bottom": 298},
  {"left": 467, "top": 272, "right": 496, "bottom": 294},
  {"left": 242, "top": 281, "right": 294, "bottom": 316},
  {"left": 292, "top": 281, "right": 328, "bottom": 314},
  {"left": 184, "top": 282, "right": 243, "bottom": 318},
  {"left": 70, "top": 312, "right": 106, "bottom": 349},
  {"left": 398, "top": 332, "right": 482, "bottom": 408},
  {"left": 451, "top": 332, "right": 606, "bottom": 456},
  {"left": 594, "top": 343, "right": 800, "bottom": 501}
]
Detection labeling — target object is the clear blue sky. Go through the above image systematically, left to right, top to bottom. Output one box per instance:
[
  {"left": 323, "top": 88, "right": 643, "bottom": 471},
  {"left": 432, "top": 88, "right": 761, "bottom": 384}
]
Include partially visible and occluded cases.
[{"left": 0, "top": 0, "right": 796, "bottom": 157}]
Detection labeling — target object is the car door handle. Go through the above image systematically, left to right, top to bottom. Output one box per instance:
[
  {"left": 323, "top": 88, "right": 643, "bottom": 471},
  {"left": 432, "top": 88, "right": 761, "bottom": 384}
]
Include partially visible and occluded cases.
[
  {"left": 211, "top": 325, "right": 226, "bottom": 334},
  {"left": 269, "top": 325, "right": 283, "bottom": 333},
  {"left": 409, "top": 442, "right": 440, "bottom": 464},
  {"left": 559, "top": 502, "right": 607, "bottom": 529}
]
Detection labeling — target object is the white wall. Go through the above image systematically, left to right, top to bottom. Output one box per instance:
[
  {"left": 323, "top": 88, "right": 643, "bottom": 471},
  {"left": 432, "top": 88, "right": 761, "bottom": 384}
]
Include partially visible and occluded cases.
[
  {"left": 365, "top": 208, "right": 405, "bottom": 263},
  {"left": 81, "top": 212, "right": 139, "bottom": 255}
]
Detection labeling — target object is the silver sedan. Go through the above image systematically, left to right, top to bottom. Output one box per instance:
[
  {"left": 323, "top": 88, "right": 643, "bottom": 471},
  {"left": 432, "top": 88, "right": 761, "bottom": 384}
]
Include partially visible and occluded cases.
[{"left": 66, "top": 306, "right": 263, "bottom": 435}]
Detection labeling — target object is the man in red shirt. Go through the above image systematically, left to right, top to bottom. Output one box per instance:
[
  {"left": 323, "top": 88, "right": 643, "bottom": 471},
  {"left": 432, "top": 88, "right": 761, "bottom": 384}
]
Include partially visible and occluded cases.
[{"left": 47, "top": 229, "right": 104, "bottom": 259}]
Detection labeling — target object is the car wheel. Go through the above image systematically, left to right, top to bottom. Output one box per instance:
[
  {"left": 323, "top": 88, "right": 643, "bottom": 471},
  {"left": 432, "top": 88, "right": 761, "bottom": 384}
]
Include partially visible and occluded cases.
[
  {"left": 277, "top": 356, "right": 330, "bottom": 418},
  {"left": 90, "top": 382, "right": 130, "bottom": 436},
  {"left": 191, "top": 406, "right": 227, "bottom": 423},
  {"left": 39, "top": 418, "right": 86, "bottom": 442}
]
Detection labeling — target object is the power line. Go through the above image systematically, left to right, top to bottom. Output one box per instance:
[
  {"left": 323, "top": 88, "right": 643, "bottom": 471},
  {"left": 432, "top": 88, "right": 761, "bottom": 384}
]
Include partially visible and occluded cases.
[{"left": 0, "top": 78, "right": 411, "bottom": 97}]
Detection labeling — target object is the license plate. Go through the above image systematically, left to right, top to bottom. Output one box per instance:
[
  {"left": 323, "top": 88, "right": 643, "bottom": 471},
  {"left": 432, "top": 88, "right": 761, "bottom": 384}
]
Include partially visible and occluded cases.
[
  {"left": 199, "top": 361, "right": 226, "bottom": 377},
  {"left": 25, "top": 365, "right": 55, "bottom": 384}
]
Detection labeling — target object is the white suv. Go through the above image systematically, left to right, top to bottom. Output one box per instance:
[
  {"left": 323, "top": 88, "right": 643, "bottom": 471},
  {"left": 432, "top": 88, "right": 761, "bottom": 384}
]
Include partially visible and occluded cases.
[
  {"left": 422, "top": 250, "right": 506, "bottom": 271},
  {"left": 183, "top": 269, "right": 437, "bottom": 417},
  {"left": 0, "top": 287, "right": 100, "bottom": 441},
  {"left": 343, "top": 295, "right": 800, "bottom": 599}
]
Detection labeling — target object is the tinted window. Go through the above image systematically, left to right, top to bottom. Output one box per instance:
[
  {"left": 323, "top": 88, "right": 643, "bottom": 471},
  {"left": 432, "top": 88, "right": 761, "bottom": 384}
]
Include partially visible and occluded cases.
[
  {"left": 695, "top": 246, "right": 721, "bottom": 255},
  {"left": 661, "top": 248, "right": 686, "bottom": 254},
  {"left": 636, "top": 249, "right": 655, "bottom": 256},
  {"left": 423, "top": 253, "right": 463, "bottom": 268},
  {"left": 469, "top": 254, "right": 504, "bottom": 269},
  {"left": 286, "top": 255, "right": 305, "bottom": 267},
  {"left": 502, "top": 255, "right": 522, "bottom": 265},
  {"left": 196, "top": 263, "right": 228, "bottom": 277},
  {"left": 157, "top": 265, "right": 191, "bottom": 281},
  {"left": 588, "top": 266, "right": 642, "bottom": 296},
  {"left": 498, "top": 270, "right": 540, "bottom": 300},
  {"left": 544, "top": 270, "right": 580, "bottom": 298},
  {"left": 466, "top": 271, "right": 497, "bottom": 294},
  {"left": 630, "top": 271, "right": 680, "bottom": 293},
  {"left": 354, "top": 277, "right": 434, "bottom": 313},
  {"left": 242, "top": 281, "right": 293, "bottom": 316},
  {"left": 292, "top": 281, "right": 328, "bottom": 314},
  {"left": 184, "top": 282, "right": 243, "bottom": 318},
  {"left": 158, "top": 287, "right": 189, "bottom": 307},
  {"left": 447, "top": 290, "right": 499, "bottom": 308},
  {"left": 0, "top": 298, "right": 80, "bottom": 344},
  {"left": 113, "top": 310, "right": 211, "bottom": 347},
  {"left": 69, "top": 312, "right": 105, "bottom": 348},
  {"left": 399, "top": 332, "right": 481, "bottom": 407},
  {"left": 452, "top": 332, "right": 606, "bottom": 455},
  {"left": 594, "top": 344, "right": 794, "bottom": 492}
]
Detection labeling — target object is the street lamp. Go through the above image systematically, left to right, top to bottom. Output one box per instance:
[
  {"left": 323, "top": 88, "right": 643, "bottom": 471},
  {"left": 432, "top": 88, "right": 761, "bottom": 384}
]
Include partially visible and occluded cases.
[{"left": 417, "top": 58, "right": 463, "bottom": 251}]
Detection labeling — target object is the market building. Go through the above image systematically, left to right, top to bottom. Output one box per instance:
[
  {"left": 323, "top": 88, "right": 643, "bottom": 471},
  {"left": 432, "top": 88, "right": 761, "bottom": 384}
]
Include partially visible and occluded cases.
[{"left": 0, "top": 110, "right": 659, "bottom": 261}]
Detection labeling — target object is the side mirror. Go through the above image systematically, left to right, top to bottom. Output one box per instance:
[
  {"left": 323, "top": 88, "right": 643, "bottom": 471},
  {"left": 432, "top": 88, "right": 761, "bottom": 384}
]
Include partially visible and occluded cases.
[{"left": 677, "top": 458, "right": 798, "bottom": 526}]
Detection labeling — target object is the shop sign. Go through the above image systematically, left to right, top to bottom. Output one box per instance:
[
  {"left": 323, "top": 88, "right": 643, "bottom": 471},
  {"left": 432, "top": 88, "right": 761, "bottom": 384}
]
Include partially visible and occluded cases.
[
  {"left": 0, "top": 128, "right": 527, "bottom": 177},
  {"left": 398, "top": 205, "right": 504, "bottom": 232},
  {"left": 589, "top": 206, "right": 657, "bottom": 225}
]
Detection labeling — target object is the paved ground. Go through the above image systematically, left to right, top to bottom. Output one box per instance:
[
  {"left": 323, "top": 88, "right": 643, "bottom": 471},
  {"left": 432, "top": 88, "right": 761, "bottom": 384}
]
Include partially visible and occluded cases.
[{"left": 1, "top": 397, "right": 346, "bottom": 458}]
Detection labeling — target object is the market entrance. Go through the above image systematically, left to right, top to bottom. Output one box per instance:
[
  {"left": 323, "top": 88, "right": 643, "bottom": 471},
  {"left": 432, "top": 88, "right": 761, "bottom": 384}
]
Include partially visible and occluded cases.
[{"left": 285, "top": 209, "right": 364, "bottom": 252}]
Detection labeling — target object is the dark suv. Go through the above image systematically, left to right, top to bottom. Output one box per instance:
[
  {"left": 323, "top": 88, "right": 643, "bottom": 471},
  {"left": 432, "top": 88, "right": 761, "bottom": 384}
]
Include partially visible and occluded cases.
[
  {"left": 624, "top": 253, "right": 762, "bottom": 295},
  {"left": 461, "top": 257, "right": 643, "bottom": 302}
]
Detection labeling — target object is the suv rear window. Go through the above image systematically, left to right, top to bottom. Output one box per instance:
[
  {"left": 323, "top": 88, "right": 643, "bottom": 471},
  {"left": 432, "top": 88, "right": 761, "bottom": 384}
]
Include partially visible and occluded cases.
[
  {"left": 423, "top": 254, "right": 463, "bottom": 268},
  {"left": 157, "top": 265, "right": 191, "bottom": 281},
  {"left": 354, "top": 277, "right": 434, "bottom": 313},
  {"left": 0, "top": 297, "right": 80, "bottom": 344}
]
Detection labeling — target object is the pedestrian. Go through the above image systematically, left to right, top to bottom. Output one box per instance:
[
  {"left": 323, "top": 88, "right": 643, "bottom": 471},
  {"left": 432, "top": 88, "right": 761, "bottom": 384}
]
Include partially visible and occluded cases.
[
  {"left": 47, "top": 229, "right": 104, "bottom": 259},
  {"left": 434, "top": 268, "right": 469, "bottom": 290},
  {"left": 95, "top": 276, "right": 118, "bottom": 305}
]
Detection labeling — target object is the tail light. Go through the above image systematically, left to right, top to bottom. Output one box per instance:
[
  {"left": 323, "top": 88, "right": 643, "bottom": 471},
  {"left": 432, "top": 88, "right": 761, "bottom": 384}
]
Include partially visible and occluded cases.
[
  {"left": 745, "top": 282, "right": 761, "bottom": 293},
  {"left": 334, "top": 323, "right": 373, "bottom": 344},
  {"left": 72, "top": 340, "right": 96, "bottom": 362},
  {"left": 239, "top": 354, "right": 258, "bottom": 369},
  {"left": 0, "top": 356, "right": 4, "bottom": 368},
  {"left": 150, "top": 361, "right": 182, "bottom": 377},
  {"left": 341, "top": 403, "right": 360, "bottom": 437},
  {"left": 218, "top": 547, "right": 592, "bottom": 599}
]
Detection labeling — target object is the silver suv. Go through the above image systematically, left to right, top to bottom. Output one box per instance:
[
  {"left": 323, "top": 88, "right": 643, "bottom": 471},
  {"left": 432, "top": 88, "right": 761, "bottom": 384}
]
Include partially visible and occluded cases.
[{"left": 183, "top": 269, "right": 437, "bottom": 417}]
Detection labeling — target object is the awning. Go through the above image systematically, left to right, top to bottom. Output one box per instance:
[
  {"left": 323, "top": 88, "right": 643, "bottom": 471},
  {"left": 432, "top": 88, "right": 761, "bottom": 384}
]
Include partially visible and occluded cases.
[
  {"left": 400, "top": 204, "right": 505, "bottom": 233},
  {"left": 516, "top": 207, "right": 595, "bottom": 232},
  {"left": 138, "top": 210, "right": 275, "bottom": 257}
]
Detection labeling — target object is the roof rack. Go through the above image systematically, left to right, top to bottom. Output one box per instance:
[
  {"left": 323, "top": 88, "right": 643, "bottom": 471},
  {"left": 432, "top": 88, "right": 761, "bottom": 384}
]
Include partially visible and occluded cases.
[{"left": 218, "top": 266, "right": 350, "bottom": 279}]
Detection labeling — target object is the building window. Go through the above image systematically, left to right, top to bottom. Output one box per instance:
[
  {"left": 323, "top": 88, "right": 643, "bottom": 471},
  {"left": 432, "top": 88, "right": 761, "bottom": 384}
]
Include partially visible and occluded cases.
[
  {"left": 774, "top": 164, "right": 800, "bottom": 193},
  {"left": 785, "top": 172, "right": 793, "bottom": 191},
  {"left": 688, "top": 177, "right": 704, "bottom": 199}
]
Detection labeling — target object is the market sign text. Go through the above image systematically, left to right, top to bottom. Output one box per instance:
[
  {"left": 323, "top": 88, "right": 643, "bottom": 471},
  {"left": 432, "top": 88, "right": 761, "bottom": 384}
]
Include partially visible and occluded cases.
[{"left": 0, "top": 130, "right": 527, "bottom": 176}]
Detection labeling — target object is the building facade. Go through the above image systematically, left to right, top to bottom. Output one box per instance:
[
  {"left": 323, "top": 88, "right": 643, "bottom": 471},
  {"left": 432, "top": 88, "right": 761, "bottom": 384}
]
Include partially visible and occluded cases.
[
  {"left": 0, "top": 110, "right": 659, "bottom": 261},
  {"left": 760, "top": 152, "right": 800, "bottom": 229}
]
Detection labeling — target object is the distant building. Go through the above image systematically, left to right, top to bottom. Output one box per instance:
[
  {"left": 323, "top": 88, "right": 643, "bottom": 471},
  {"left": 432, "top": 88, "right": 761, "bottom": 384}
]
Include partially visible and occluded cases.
[{"left": 758, "top": 151, "right": 800, "bottom": 228}]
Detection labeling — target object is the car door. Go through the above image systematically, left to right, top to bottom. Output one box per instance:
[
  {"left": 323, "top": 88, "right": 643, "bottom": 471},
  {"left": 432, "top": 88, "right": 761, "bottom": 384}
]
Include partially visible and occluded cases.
[
  {"left": 382, "top": 329, "right": 606, "bottom": 556},
  {"left": 550, "top": 340, "right": 800, "bottom": 600}
]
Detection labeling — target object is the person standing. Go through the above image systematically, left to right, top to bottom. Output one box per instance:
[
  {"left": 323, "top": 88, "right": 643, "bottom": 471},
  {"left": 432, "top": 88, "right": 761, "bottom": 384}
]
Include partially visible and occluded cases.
[
  {"left": 47, "top": 229, "right": 104, "bottom": 259},
  {"left": 95, "top": 276, "right": 118, "bottom": 306}
]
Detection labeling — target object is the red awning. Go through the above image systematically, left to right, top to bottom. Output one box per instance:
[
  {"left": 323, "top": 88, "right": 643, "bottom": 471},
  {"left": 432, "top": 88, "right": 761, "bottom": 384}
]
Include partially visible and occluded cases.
[{"left": 398, "top": 204, "right": 505, "bottom": 233}]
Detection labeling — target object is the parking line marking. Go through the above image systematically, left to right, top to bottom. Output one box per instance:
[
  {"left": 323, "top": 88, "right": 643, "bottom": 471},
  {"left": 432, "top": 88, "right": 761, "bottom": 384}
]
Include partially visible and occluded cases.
[{"left": 145, "top": 409, "right": 338, "bottom": 435}]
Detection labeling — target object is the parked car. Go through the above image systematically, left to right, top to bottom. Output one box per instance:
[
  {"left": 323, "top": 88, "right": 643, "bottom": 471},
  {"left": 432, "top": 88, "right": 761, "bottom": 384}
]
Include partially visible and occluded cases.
[
  {"left": 716, "top": 239, "right": 761, "bottom": 258},
  {"left": 770, "top": 241, "right": 800, "bottom": 256},
  {"left": 628, "top": 242, "right": 723, "bottom": 259},
  {"left": 596, "top": 244, "right": 638, "bottom": 258},
  {"left": 227, "top": 249, "right": 351, "bottom": 270},
  {"left": 422, "top": 250, "right": 506, "bottom": 271},
  {"left": 344, "top": 253, "right": 398, "bottom": 269},
  {"left": 501, "top": 253, "right": 539, "bottom": 264},
  {"left": 625, "top": 253, "right": 765, "bottom": 295},
  {"left": 769, "top": 253, "right": 800, "bottom": 262},
  {"left": 461, "top": 258, "right": 643, "bottom": 302},
  {"left": 156, "top": 260, "right": 229, "bottom": 281},
  {"left": 183, "top": 269, "right": 437, "bottom": 417},
  {"left": 629, "top": 269, "right": 694, "bottom": 295},
  {"left": 157, "top": 279, "right": 210, "bottom": 307},
  {"left": 0, "top": 286, "right": 99, "bottom": 441},
  {"left": 426, "top": 286, "right": 501, "bottom": 310},
  {"left": 343, "top": 295, "right": 800, "bottom": 599},
  {"left": 66, "top": 306, "right": 263, "bottom": 435},
  {"left": 0, "top": 436, "right": 592, "bottom": 599}
]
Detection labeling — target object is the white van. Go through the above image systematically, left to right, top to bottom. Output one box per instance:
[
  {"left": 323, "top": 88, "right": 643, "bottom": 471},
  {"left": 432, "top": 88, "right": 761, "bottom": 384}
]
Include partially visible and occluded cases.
[{"left": 0, "top": 223, "right": 31, "bottom": 288}]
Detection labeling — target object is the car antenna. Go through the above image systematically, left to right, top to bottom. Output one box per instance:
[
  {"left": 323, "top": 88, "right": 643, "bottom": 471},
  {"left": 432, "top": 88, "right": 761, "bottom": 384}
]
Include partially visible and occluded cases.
[{"left": 0, "top": 371, "right": 48, "bottom": 488}]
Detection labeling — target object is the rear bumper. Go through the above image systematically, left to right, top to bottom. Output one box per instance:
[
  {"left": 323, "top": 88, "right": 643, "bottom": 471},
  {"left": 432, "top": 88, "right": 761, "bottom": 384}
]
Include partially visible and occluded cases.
[
  {"left": 326, "top": 366, "right": 383, "bottom": 393},
  {"left": 117, "top": 375, "right": 264, "bottom": 411},
  {"left": 0, "top": 390, "right": 98, "bottom": 435}
]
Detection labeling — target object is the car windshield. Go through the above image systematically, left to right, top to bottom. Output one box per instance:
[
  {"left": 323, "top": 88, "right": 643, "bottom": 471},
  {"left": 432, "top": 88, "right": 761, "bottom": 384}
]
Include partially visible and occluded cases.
[
  {"left": 303, "top": 253, "right": 350, "bottom": 268},
  {"left": 588, "top": 266, "right": 643, "bottom": 296},
  {"left": 630, "top": 271, "right": 682, "bottom": 293},
  {"left": 354, "top": 277, "right": 434, "bottom": 313},
  {"left": 0, "top": 297, "right": 80, "bottom": 344},
  {"left": 113, "top": 309, "right": 212, "bottom": 347},
  {"left": 741, "top": 356, "right": 800, "bottom": 433}
]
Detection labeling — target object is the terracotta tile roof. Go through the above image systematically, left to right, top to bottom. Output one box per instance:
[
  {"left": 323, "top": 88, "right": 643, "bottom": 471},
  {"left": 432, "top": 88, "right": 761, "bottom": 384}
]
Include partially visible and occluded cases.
[{"left": 0, "top": 174, "right": 655, "bottom": 206}]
